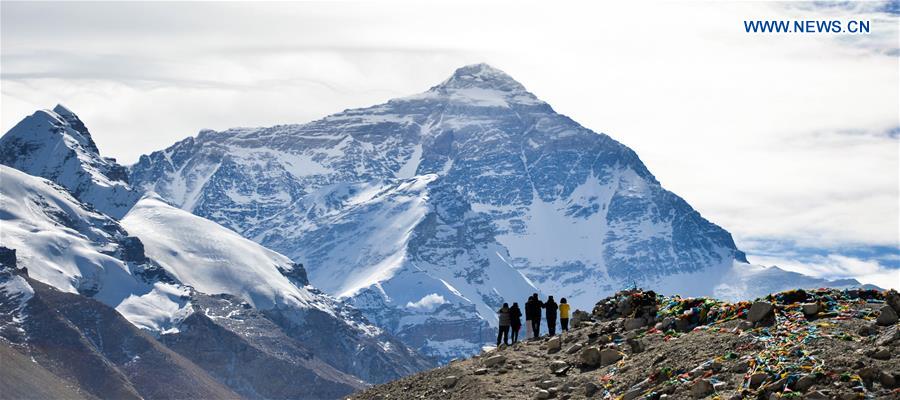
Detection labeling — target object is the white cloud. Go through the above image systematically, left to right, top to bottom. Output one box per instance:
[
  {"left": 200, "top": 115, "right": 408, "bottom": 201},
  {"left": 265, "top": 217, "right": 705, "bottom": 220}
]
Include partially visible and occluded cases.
[
  {"left": 1, "top": 1, "right": 897, "bottom": 265},
  {"left": 749, "top": 253, "right": 899, "bottom": 290},
  {"left": 405, "top": 293, "right": 448, "bottom": 311}
]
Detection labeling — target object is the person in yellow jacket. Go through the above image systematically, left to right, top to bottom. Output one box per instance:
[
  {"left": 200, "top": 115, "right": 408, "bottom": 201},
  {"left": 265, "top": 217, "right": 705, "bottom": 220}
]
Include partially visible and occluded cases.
[{"left": 559, "top": 298, "right": 571, "bottom": 332}]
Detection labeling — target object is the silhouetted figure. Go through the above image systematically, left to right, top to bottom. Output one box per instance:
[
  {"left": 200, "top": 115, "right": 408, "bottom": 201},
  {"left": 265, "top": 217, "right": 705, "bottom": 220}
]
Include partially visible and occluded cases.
[
  {"left": 527, "top": 294, "right": 543, "bottom": 338},
  {"left": 524, "top": 295, "right": 535, "bottom": 338},
  {"left": 544, "top": 296, "right": 558, "bottom": 336},
  {"left": 560, "top": 297, "right": 570, "bottom": 332},
  {"left": 510, "top": 302, "right": 522, "bottom": 343},
  {"left": 497, "top": 303, "right": 511, "bottom": 346}
]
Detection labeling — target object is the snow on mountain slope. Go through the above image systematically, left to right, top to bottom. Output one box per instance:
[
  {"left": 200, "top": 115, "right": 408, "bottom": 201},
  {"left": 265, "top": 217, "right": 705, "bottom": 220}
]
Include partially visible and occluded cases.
[
  {"left": 129, "top": 63, "right": 864, "bottom": 361},
  {"left": 0, "top": 105, "right": 139, "bottom": 218},
  {"left": 0, "top": 162, "right": 431, "bottom": 390},
  {"left": 0, "top": 165, "right": 189, "bottom": 332},
  {"left": 121, "top": 195, "right": 438, "bottom": 383},
  {"left": 122, "top": 196, "right": 323, "bottom": 311},
  {"left": 0, "top": 271, "right": 33, "bottom": 339}
]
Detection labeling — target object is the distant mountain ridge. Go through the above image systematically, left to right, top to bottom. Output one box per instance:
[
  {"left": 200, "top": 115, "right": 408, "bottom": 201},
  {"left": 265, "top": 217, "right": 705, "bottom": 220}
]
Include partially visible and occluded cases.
[{"left": 127, "top": 63, "right": 862, "bottom": 361}]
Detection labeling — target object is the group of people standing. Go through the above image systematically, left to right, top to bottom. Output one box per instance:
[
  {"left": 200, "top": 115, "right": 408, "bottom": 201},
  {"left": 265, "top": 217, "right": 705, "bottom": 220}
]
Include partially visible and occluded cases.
[{"left": 495, "top": 293, "right": 570, "bottom": 346}]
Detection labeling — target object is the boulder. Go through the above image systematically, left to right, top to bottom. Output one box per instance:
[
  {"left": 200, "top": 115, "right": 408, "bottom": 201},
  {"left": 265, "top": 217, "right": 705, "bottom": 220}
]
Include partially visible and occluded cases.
[
  {"left": 885, "top": 289, "right": 900, "bottom": 314},
  {"left": 617, "top": 296, "right": 634, "bottom": 316},
  {"left": 748, "top": 302, "right": 774, "bottom": 324},
  {"left": 801, "top": 303, "right": 820, "bottom": 317},
  {"left": 876, "top": 305, "right": 898, "bottom": 326},
  {"left": 571, "top": 310, "right": 591, "bottom": 328},
  {"left": 654, "top": 317, "right": 672, "bottom": 331},
  {"left": 624, "top": 318, "right": 645, "bottom": 331},
  {"left": 675, "top": 318, "right": 693, "bottom": 332},
  {"left": 857, "top": 324, "right": 878, "bottom": 336},
  {"left": 876, "top": 327, "right": 900, "bottom": 346},
  {"left": 546, "top": 336, "right": 561, "bottom": 352},
  {"left": 627, "top": 338, "right": 645, "bottom": 354},
  {"left": 566, "top": 343, "right": 583, "bottom": 354},
  {"left": 580, "top": 347, "right": 602, "bottom": 367},
  {"left": 867, "top": 347, "right": 890, "bottom": 360},
  {"left": 599, "top": 348, "right": 624, "bottom": 366},
  {"left": 484, "top": 354, "right": 507, "bottom": 367},
  {"left": 730, "top": 358, "right": 750, "bottom": 373},
  {"left": 549, "top": 360, "right": 568, "bottom": 374},
  {"left": 857, "top": 367, "right": 879, "bottom": 384},
  {"left": 474, "top": 368, "right": 488, "bottom": 375},
  {"left": 880, "top": 371, "right": 897, "bottom": 388},
  {"left": 749, "top": 372, "right": 768, "bottom": 388},
  {"left": 794, "top": 374, "right": 816, "bottom": 392},
  {"left": 442, "top": 375, "right": 458, "bottom": 388},
  {"left": 691, "top": 379, "right": 714, "bottom": 399},
  {"left": 537, "top": 380, "right": 553, "bottom": 389},
  {"left": 583, "top": 382, "right": 599, "bottom": 397},
  {"left": 622, "top": 388, "right": 644, "bottom": 400},
  {"left": 534, "top": 389, "right": 550, "bottom": 399}
]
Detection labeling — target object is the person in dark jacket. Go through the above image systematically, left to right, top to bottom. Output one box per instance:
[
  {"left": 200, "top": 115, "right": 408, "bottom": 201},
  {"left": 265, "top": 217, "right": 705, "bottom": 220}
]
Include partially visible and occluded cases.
[
  {"left": 528, "top": 294, "right": 543, "bottom": 338},
  {"left": 524, "top": 295, "right": 534, "bottom": 338},
  {"left": 544, "top": 296, "right": 558, "bottom": 336},
  {"left": 509, "top": 302, "right": 522, "bottom": 343},
  {"left": 496, "top": 303, "right": 511, "bottom": 346}
]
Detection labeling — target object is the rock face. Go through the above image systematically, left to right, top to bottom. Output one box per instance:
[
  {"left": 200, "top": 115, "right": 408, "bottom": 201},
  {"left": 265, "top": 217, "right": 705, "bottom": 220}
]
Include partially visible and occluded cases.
[
  {"left": 127, "top": 63, "right": 857, "bottom": 361},
  {"left": 0, "top": 247, "right": 15, "bottom": 269},
  {"left": 0, "top": 271, "right": 239, "bottom": 400},
  {"left": 351, "top": 288, "right": 900, "bottom": 400},
  {"left": 159, "top": 293, "right": 367, "bottom": 399}
]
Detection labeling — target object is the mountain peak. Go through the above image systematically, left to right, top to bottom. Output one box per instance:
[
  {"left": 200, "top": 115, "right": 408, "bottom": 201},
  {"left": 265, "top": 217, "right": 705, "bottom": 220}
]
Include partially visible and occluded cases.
[
  {"left": 435, "top": 63, "right": 527, "bottom": 93},
  {"left": 1, "top": 104, "right": 138, "bottom": 218},
  {"left": 48, "top": 104, "right": 99, "bottom": 154},
  {"left": 52, "top": 104, "right": 78, "bottom": 119}
]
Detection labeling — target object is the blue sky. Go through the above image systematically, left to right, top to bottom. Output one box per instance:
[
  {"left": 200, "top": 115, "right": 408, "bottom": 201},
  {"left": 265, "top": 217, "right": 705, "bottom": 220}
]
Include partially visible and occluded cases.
[{"left": 1, "top": 1, "right": 897, "bottom": 288}]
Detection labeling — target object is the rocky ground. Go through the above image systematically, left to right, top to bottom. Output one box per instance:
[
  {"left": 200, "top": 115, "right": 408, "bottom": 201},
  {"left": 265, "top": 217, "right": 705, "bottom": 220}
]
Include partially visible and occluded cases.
[{"left": 350, "top": 288, "right": 900, "bottom": 400}]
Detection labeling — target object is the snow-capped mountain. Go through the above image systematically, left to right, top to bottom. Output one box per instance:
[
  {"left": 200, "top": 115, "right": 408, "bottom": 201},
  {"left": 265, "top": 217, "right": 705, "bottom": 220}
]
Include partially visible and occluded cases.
[
  {"left": 129, "top": 63, "right": 861, "bottom": 361},
  {"left": 0, "top": 105, "right": 139, "bottom": 218},
  {"left": 0, "top": 106, "right": 433, "bottom": 397},
  {"left": 0, "top": 164, "right": 430, "bottom": 397},
  {"left": 0, "top": 165, "right": 189, "bottom": 332},
  {"left": 120, "top": 195, "right": 432, "bottom": 385}
]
